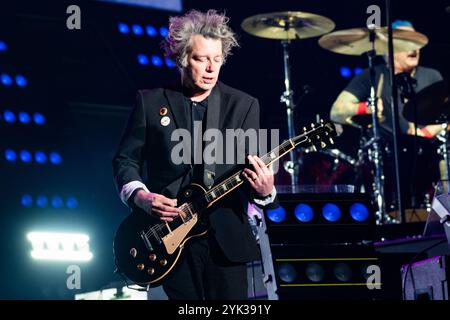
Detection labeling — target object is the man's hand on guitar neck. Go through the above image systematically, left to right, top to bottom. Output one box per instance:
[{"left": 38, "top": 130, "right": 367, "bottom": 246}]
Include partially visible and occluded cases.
[
  {"left": 243, "top": 155, "right": 275, "bottom": 198},
  {"left": 134, "top": 190, "right": 181, "bottom": 222}
]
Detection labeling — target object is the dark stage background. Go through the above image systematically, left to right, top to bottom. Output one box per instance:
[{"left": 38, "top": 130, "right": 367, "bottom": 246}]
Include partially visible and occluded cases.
[{"left": 0, "top": 0, "right": 449, "bottom": 299}]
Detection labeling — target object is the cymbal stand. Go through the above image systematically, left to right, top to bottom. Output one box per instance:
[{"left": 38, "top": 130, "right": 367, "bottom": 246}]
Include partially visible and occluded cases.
[
  {"left": 366, "top": 28, "right": 391, "bottom": 224},
  {"left": 280, "top": 38, "right": 299, "bottom": 190}
]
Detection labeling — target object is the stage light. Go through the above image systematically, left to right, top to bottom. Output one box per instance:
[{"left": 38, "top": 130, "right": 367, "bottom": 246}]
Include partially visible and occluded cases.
[
  {"left": 118, "top": 22, "right": 130, "bottom": 34},
  {"left": 132, "top": 24, "right": 144, "bottom": 35},
  {"left": 145, "top": 25, "right": 157, "bottom": 37},
  {"left": 159, "top": 26, "right": 169, "bottom": 38},
  {"left": 0, "top": 40, "right": 7, "bottom": 52},
  {"left": 137, "top": 53, "right": 149, "bottom": 65},
  {"left": 151, "top": 55, "right": 163, "bottom": 67},
  {"left": 165, "top": 57, "right": 176, "bottom": 68},
  {"left": 339, "top": 67, "right": 352, "bottom": 78},
  {"left": 354, "top": 67, "right": 363, "bottom": 75},
  {"left": 1, "top": 73, "right": 13, "bottom": 86},
  {"left": 15, "top": 75, "right": 28, "bottom": 87},
  {"left": 4, "top": 110, "right": 16, "bottom": 123},
  {"left": 18, "top": 111, "right": 31, "bottom": 124},
  {"left": 33, "top": 112, "right": 46, "bottom": 125},
  {"left": 5, "top": 149, "right": 17, "bottom": 162},
  {"left": 20, "top": 150, "right": 32, "bottom": 163},
  {"left": 34, "top": 151, "right": 47, "bottom": 164},
  {"left": 49, "top": 152, "right": 62, "bottom": 165},
  {"left": 21, "top": 194, "right": 33, "bottom": 207},
  {"left": 36, "top": 195, "right": 48, "bottom": 208},
  {"left": 51, "top": 196, "right": 64, "bottom": 209},
  {"left": 66, "top": 197, "right": 79, "bottom": 209},
  {"left": 294, "top": 203, "right": 314, "bottom": 222},
  {"left": 322, "top": 203, "right": 342, "bottom": 222},
  {"left": 350, "top": 203, "right": 370, "bottom": 222},
  {"left": 266, "top": 205, "right": 286, "bottom": 223},
  {"left": 27, "top": 232, "right": 93, "bottom": 262},
  {"left": 305, "top": 262, "right": 325, "bottom": 282},
  {"left": 333, "top": 262, "right": 352, "bottom": 282},
  {"left": 277, "top": 263, "right": 297, "bottom": 283}
]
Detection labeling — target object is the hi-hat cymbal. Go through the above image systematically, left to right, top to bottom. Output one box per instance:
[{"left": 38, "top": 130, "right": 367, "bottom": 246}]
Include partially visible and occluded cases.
[
  {"left": 241, "top": 11, "right": 335, "bottom": 40},
  {"left": 318, "top": 27, "right": 428, "bottom": 55},
  {"left": 403, "top": 80, "right": 450, "bottom": 125}
]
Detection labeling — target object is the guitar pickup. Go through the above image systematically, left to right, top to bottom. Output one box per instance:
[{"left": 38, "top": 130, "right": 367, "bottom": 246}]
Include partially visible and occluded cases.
[{"left": 140, "top": 231, "right": 154, "bottom": 251}]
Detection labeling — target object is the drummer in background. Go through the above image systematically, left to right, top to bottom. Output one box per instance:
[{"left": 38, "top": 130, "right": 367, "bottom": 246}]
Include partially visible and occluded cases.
[{"left": 330, "top": 20, "right": 444, "bottom": 138}]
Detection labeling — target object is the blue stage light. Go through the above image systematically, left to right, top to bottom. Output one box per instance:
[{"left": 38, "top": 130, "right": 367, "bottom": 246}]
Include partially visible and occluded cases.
[
  {"left": 118, "top": 22, "right": 130, "bottom": 34},
  {"left": 132, "top": 24, "right": 144, "bottom": 35},
  {"left": 145, "top": 25, "right": 157, "bottom": 37},
  {"left": 159, "top": 27, "right": 169, "bottom": 38},
  {"left": 0, "top": 40, "right": 7, "bottom": 52},
  {"left": 137, "top": 53, "right": 149, "bottom": 65},
  {"left": 151, "top": 55, "right": 163, "bottom": 67},
  {"left": 165, "top": 57, "right": 176, "bottom": 68},
  {"left": 339, "top": 67, "right": 352, "bottom": 78},
  {"left": 354, "top": 67, "right": 363, "bottom": 75},
  {"left": 1, "top": 73, "right": 13, "bottom": 86},
  {"left": 15, "top": 75, "right": 28, "bottom": 87},
  {"left": 4, "top": 110, "right": 16, "bottom": 123},
  {"left": 18, "top": 112, "right": 31, "bottom": 124},
  {"left": 33, "top": 112, "right": 46, "bottom": 125},
  {"left": 5, "top": 149, "right": 17, "bottom": 162},
  {"left": 20, "top": 150, "right": 32, "bottom": 163},
  {"left": 34, "top": 151, "right": 47, "bottom": 164},
  {"left": 49, "top": 152, "right": 62, "bottom": 165},
  {"left": 21, "top": 195, "right": 33, "bottom": 207},
  {"left": 36, "top": 195, "right": 48, "bottom": 208},
  {"left": 51, "top": 196, "right": 64, "bottom": 209},
  {"left": 66, "top": 197, "right": 79, "bottom": 209},
  {"left": 294, "top": 203, "right": 314, "bottom": 222},
  {"left": 322, "top": 203, "right": 342, "bottom": 222},
  {"left": 350, "top": 203, "right": 370, "bottom": 222},
  {"left": 266, "top": 205, "right": 286, "bottom": 223},
  {"left": 306, "top": 262, "right": 325, "bottom": 282},
  {"left": 277, "top": 263, "right": 297, "bottom": 283}
]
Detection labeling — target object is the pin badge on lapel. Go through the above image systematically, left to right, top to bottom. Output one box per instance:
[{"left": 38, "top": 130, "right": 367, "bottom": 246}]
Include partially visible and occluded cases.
[
  {"left": 159, "top": 107, "right": 168, "bottom": 116},
  {"left": 160, "top": 116, "right": 170, "bottom": 126}
]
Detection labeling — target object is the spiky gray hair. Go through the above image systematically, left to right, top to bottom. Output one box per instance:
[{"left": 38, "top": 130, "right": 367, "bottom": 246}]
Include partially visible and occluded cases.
[{"left": 162, "top": 9, "right": 239, "bottom": 68}]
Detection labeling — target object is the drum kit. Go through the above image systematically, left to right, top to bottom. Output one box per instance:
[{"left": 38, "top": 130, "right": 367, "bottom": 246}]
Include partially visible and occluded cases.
[{"left": 241, "top": 11, "right": 450, "bottom": 224}]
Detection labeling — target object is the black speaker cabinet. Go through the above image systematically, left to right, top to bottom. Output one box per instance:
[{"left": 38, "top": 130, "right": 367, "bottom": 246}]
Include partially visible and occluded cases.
[{"left": 401, "top": 255, "right": 450, "bottom": 300}]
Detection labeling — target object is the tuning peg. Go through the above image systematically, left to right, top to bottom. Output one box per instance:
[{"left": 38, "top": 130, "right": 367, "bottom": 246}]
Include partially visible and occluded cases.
[
  {"left": 320, "top": 119, "right": 324, "bottom": 124},
  {"left": 310, "top": 123, "right": 315, "bottom": 129},
  {"left": 303, "top": 127, "right": 307, "bottom": 132},
  {"left": 329, "top": 138, "right": 334, "bottom": 144},
  {"left": 321, "top": 141, "right": 327, "bottom": 148},
  {"left": 311, "top": 145, "right": 317, "bottom": 152}
]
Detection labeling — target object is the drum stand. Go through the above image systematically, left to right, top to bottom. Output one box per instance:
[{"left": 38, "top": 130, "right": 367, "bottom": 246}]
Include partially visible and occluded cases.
[
  {"left": 365, "top": 31, "right": 393, "bottom": 224},
  {"left": 280, "top": 39, "right": 299, "bottom": 190},
  {"left": 436, "top": 121, "right": 450, "bottom": 182}
]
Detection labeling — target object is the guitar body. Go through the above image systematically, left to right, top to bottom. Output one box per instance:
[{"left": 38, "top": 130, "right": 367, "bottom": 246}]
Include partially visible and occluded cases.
[{"left": 113, "top": 183, "right": 208, "bottom": 287}]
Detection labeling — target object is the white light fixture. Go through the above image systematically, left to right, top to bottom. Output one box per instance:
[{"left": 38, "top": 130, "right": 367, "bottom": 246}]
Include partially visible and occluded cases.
[{"left": 27, "top": 232, "right": 93, "bottom": 262}]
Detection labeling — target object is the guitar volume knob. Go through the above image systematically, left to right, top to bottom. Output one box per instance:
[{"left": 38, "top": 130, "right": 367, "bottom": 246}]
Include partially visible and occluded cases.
[
  {"left": 149, "top": 254, "right": 156, "bottom": 261},
  {"left": 160, "top": 259, "right": 167, "bottom": 266},
  {"left": 137, "top": 263, "right": 145, "bottom": 271},
  {"left": 147, "top": 268, "right": 155, "bottom": 275}
]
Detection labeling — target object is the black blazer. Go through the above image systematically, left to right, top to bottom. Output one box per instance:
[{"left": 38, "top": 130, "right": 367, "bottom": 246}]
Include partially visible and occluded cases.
[{"left": 113, "top": 82, "right": 268, "bottom": 262}]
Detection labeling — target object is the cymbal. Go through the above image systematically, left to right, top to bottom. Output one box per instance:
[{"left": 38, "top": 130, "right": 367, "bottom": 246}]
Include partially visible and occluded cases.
[
  {"left": 241, "top": 11, "right": 335, "bottom": 40},
  {"left": 318, "top": 27, "right": 428, "bottom": 55},
  {"left": 403, "top": 80, "right": 450, "bottom": 125}
]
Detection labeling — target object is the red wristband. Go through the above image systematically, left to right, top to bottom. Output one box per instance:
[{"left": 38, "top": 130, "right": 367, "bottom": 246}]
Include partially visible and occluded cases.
[
  {"left": 357, "top": 101, "right": 368, "bottom": 115},
  {"left": 420, "top": 127, "right": 433, "bottom": 138}
]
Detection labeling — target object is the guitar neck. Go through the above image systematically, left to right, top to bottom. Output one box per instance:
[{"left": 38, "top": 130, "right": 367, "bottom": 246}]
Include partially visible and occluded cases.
[{"left": 202, "top": 138, "right": 299, "bottom": 206}]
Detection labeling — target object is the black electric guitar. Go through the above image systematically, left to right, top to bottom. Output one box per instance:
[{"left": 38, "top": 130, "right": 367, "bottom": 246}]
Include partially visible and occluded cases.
[{"left": 113, "top": 120, "right": 336, "bottom": 287}]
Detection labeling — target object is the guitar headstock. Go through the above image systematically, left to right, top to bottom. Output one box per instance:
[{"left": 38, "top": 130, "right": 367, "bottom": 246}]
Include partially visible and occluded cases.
[{"left": 292, "top": 119, "right": 337, "bottom": 151}]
